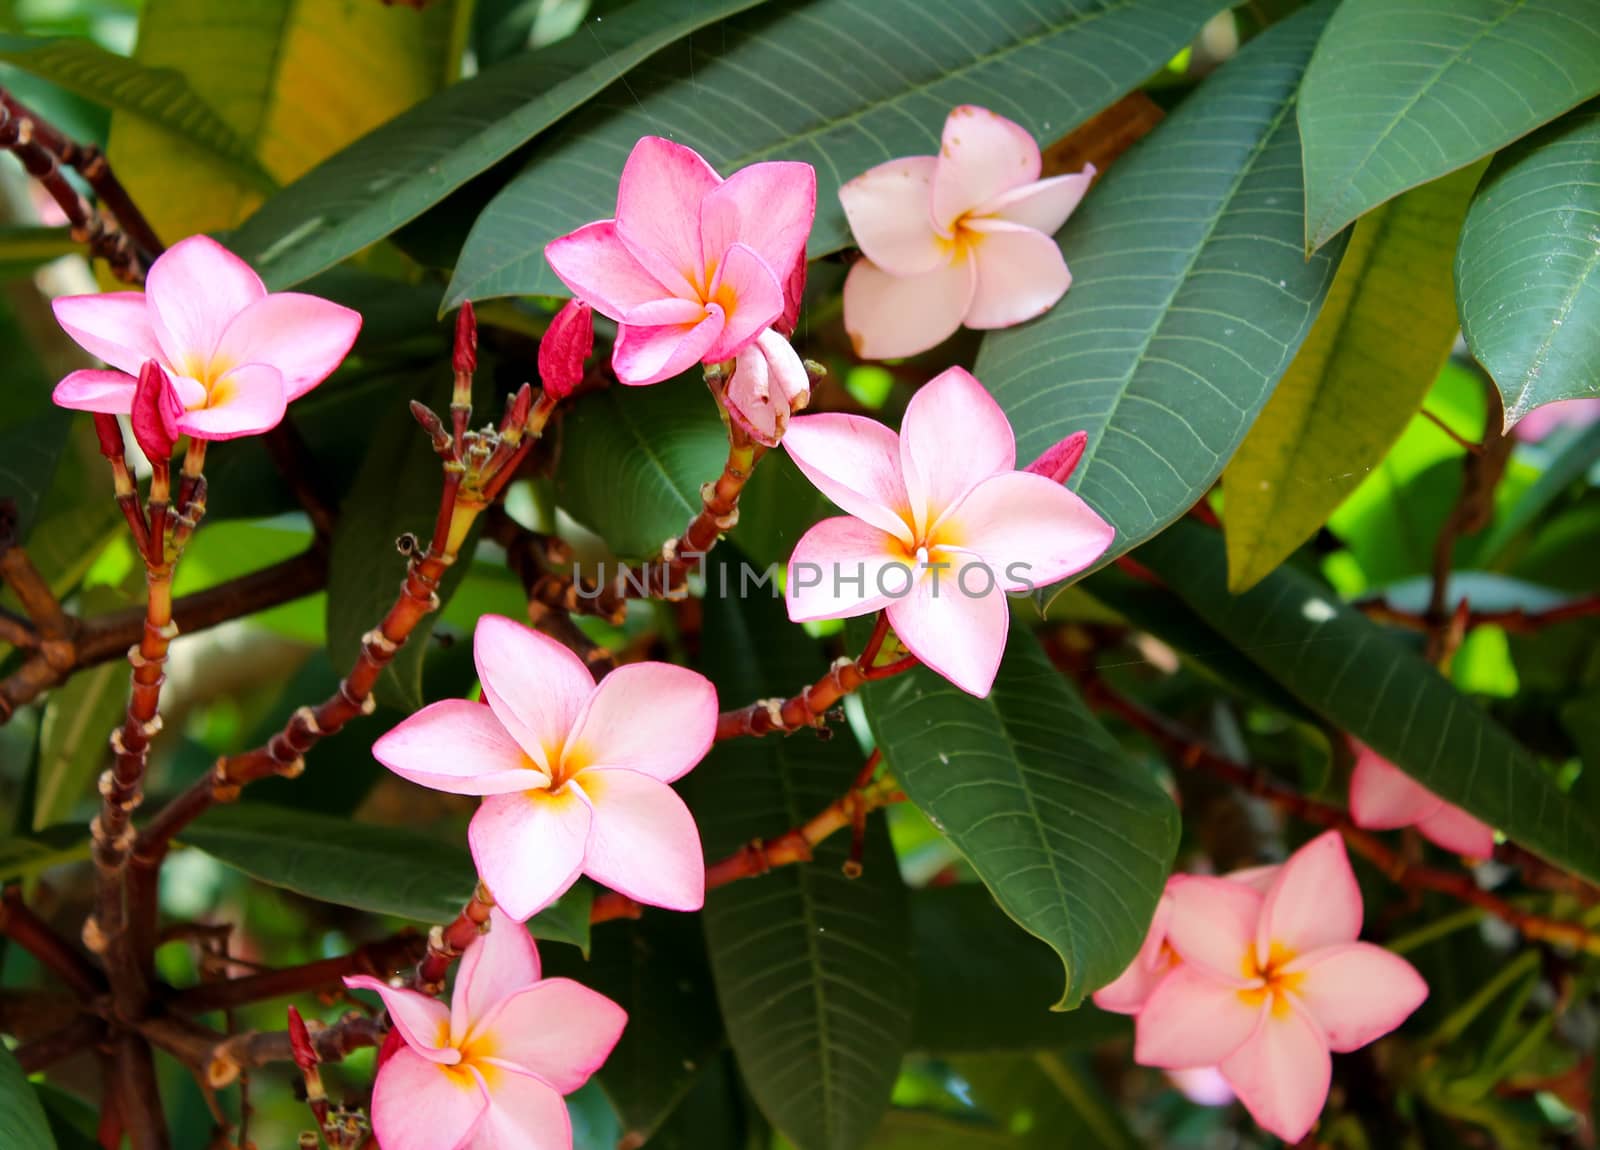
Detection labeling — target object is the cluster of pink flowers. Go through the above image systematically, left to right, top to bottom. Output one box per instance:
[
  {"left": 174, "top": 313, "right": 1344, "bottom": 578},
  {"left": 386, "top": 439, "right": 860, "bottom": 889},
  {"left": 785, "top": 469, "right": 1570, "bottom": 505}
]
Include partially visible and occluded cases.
[{"left": 1094, "top": 833, "right": 1428, "bottom": 1143}]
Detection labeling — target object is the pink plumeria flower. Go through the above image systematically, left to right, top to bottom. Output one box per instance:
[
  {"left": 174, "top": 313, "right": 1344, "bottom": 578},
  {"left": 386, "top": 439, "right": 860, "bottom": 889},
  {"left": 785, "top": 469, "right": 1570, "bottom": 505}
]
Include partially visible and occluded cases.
[
  {"left": 839, "top": 105, "right": 1093, "bottom": 359},
  {"left": 544, "top": 136, "right": 815, "bottom": 394},
  {"left": 51, "top": 235, "right": 360, "bottom": 440},
  {"left": 782, "top": 366, "right": 1113, "bottom": 697},
  {"left": 1514, "top": 397, "right": 1600, "bottom": 442},
  {"left": 373, "top": 615, "right": 716, "bottom": 921},
  {"left": 1349, "top": 743, "right": 1495, "bottom": 860},
  {"left": 1134, "top": 833, "right": 1428, "bottom": 1144},
  {"left": 1094, "top": 865, "right": 1280, "bottom": 1015},
  {"left": 345, "top": 907, "right": 625, "bottom": 1150}
]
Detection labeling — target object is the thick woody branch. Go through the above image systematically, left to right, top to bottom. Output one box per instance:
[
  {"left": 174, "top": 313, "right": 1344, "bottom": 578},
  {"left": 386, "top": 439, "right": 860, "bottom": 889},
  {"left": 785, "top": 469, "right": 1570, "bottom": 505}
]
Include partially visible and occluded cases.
[
  {"left": 0, "top": 888, "right": 105, "bottom": 999},
  {"left": 13, "top": 1014, "right": 104, "bottom": 1073}
]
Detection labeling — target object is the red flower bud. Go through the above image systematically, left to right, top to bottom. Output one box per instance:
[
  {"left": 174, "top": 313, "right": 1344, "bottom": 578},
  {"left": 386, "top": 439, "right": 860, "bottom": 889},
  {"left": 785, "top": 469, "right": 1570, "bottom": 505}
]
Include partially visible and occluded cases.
[
  {"left": 538, "top": 300, "right": 593, "bottom": 401},
  {"left": 453, "top": 301, "right": 478, "bottom": 377},
  {"left": 131, "top": 360, "right": 182, "bottom": 461},
  {"left": 92, "top": 413, "right": 126, "bottom": 460},
  {"left": 1024, "top": 430, "right": 1088, "bottom": 485},
  {"left": 286, "top": 1005, "right": 318, "bottom": 1072}
]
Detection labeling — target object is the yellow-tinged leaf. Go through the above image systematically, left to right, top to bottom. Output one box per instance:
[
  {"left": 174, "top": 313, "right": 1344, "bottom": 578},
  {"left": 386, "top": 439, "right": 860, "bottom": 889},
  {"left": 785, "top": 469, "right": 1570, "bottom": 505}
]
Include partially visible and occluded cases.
[
  {"left": 108, "top": 0, "right": 460, "bottom": 244},
  {"left": 1221, "top": 161, "right": 1485, "bottom": 592}
]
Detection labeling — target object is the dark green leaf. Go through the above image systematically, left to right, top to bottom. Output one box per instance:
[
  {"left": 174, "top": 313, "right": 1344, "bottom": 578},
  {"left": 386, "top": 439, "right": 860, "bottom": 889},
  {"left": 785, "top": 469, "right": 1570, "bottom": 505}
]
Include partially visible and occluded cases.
[
  {"left": 231, "top": 0, "right": 769, "bottom": 290},
  {"left": 446, "top": 0, "right": 1228, "bottom": 304},
  {"left": 1298, "top": 0, "right": 1600, "bottom": 250},
  {"left": 975, "top": 2, "right": 1345, "bottom": 570},
  {"left": 1456, "top": 101, "right": 1600, "bottom": 427},
  {"left": 0, "top": 289, "right": 66, "bottom": 545},
  {"left": 552, "top": 380, "right": 726, "bottom": 560},
  {"left": 326, "top": 385, "right": 475, "bottom": 711},
  {"left": 1479, "top": 418, "right": 1600, "bottom": 564},
  {"left": 1137, "top": 520, "right": 1600, "bottom": 882},
  {"left": 692, "top": 561, "right": 913, "bottom": 1150},
  {"left": 856, "top": 625, "right": 1178, "bottom": 1010},
  {"left": 181, "top": 802, "right": 590, "bottom": 949},
  {"left": 0, "top": 825, "right": 93, "bottom": 884},
  {"left": 910, "top": 885, "right": 1129, "bottom": 1053},
  {"left": 546, "top": 912, "right": 723, "bottom": 1142},
  {"left": 0, "top": 1045, "right": 55, "bottom": 1150},
  {"left": 956, "top": 1053, "right": 1137, "bottom": 1150}
]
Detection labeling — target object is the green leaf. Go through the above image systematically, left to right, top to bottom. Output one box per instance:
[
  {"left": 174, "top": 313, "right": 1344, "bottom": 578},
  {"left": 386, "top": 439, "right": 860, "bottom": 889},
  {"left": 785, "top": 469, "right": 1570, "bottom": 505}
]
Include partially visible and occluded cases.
[
  {"left": 107, "top": 0, "right": 460, "bottom": 242},
  {"left": 230, "top": 0, "right": 770, "bottom": 290},
  {"left": 445, "top": 0, "right": 1227, "bottom": 304},
  {"left": 1298, "top": 0, "right": 1600, "bottom": 251},
  {"left": 975, "top": 2, "right": 1346, "bottom": 571},
  {"left": 1456, "top": 101, "right": 1600, "bottom": 427},
  {"left": 1222, "top": 163, "right": 1483, "bottom": 591},
  {"left": 0, "top": 227, "right": 79, "bottom": 279},
  {"left": 0, "top": 292, "right": 66, "bottom": 545},
  {"left": 552, "top": 381, "right": 726, "bottom": 560},
  {"left": 325, "top": 386, "right": 473, "bottom": 711},
  {"left": 1479, "top": 417, "right": 1600, "bottom": 564},
  {"left": 1137, "top": 520, "right": 1600, "bottom": 882},
  {"left": 692, "top": 561, "right": 913, "bottom": 1150},
  {"left": 856, "top": 625, "right": 1178, "bottom": 1010},
  {"left": 33, "top": 661, "right": 124, "bottom": 831},
  {"left": 182, "top": 802, "right": 590, "bottom": 949},
  {"left": 0, "top": 826, "right": 93, "bottom": 884},
  {"left": 910, "top": 885, "right": 1129, "bottom": 1053},
  {"left": 545, "top": 912, "right": 724, "bottom": 1143},
  {"left": 0, "top": 1046, "right": 55, "bottom": 1150},
  {"left": 956, "top": 1053, "right": 1137, "bottom": 1150}
]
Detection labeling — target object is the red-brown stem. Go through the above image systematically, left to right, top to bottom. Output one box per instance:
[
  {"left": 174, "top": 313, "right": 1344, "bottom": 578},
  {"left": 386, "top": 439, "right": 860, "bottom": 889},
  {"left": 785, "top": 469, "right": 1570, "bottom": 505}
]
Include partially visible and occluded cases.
[
  {"left": 0, "top": 527, "right": 71, "bottom": 641},
  {"left": 1356, "top": 593, "right": 1600, "bottom": 636},
  {"left": 715, "top": 617, "right": 919, "bottom": 740},
  {"left": 1081, "top": 676, "right": 1600, "bottom": 954},
  {"left": 590, "top": 771, "right": 905, "bottom": 925},
  {"left": 412, "top": 883, "right": 495, "bottom": 994},
  {"left": 0, "top": 890, "right": 104, "bottom": 999},
  {"left": 168, "top": 933, "right": 426, "bottom": 1014},
  {"left": 13, "top": 1014, "right": 104, "bottom": 1073},
  {"left": 113, "top": 1033, "right": 170, "bottom": 1150}
]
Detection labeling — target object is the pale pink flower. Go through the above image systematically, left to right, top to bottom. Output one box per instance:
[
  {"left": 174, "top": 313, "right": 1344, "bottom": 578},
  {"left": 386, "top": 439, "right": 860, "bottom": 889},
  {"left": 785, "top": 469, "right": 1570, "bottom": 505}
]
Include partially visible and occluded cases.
[
  {"left": 839, "top": 105, "right": 1093, "bottom": 359},
  {"left": 544, "top": 136, "right": 815, "bottom": 396},
  {"left": 51, "top": 235, "right": 360, "bottom": 440},
  {"left": 727, "top": 327, "right": 811, "bottom": 446},
  {"left": 781, "top": 366, "right": 1113, "bottom": 697},
  {"left": 1514, "top": 397, "right": 1600, "bottom": 442},
  {"left": 372, "top": 615, "right": 717, "bottom": 921},
  {"left": 1349, "top": 743, "right": 1495, "bottom": 860},
  {"left": 1134, "top": 833, "right": 1428, "bottom": 1144},
  {"left": 345, "top": 907, "right": 625, "bottom": 1150},
  {"left": 1168, "top": 1067, "right": 1236, "bottom": 1108}
]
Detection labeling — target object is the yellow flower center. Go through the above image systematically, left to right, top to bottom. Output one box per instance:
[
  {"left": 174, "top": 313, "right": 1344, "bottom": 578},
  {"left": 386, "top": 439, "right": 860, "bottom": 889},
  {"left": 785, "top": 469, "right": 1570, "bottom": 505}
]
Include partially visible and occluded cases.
[{"left": 1237, "top": 941, "right": 1305, "bottom": 1018}]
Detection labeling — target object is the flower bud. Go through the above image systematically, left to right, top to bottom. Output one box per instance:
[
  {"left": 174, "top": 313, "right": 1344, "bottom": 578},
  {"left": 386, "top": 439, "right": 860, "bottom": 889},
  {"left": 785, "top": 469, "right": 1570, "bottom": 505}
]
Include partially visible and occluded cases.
[
  {"left": 538, "top": 300, "right": 593, "bottom": 401},
  {"left": 452, "top": 301, "right": 478, "bottom": 377},
  {"left": 131, "top": 360, "right": 182, "bottom": 461},
  {"left": 92, "top": 413, "right": 125, "bottom": 460},
  {"left": 1024, "top": 430, "right": 1088, "bottom": 485},
  {"left": 286, "top": 1005, "right": 318, "bottom": 1072}
]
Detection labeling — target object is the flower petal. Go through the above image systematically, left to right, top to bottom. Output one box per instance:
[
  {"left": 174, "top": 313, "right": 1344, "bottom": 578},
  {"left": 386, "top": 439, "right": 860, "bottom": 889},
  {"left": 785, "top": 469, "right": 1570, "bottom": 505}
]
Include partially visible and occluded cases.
[
  {"left": 931, "top": 106, "right": 1041, "bottom": 232},
  {"left": 615, "top": 136, "right": 721, "bottom": 298},
  {"left": 838, "top": 156, "right": 945, "bottom": 276},
  {"left": 701, "top": 160, "right": 816, "bottom": 289},
  {"left": 976, "top": 167, "right": 1095, "bottom": 235},
  {"left": 962, "top": 219, "right": 1070, "bottom": 330},
  {"left": 544, "top": 220, "right": 673, "bottom": 323},
  {"left": 146, "top": 235, "right": 266, "bottom": 367},
  {"left": 702, "top": 241, "right": 785, "bottom": 362},
  {"left": 842, "top": 253, "right": 973, "bottom": 360},
  {"left": 51, "top": 292, "right": 165, "bottom": 375},
  {"left": 213, "top": 292, "right": 361, "bottom": 401},
  {"left": 612, "top": 308, "right": 724, "bottom": 386},
  {"left": 727, "top": 327, "right": 810, "bottom": 446},
  {"left": 173, "top": 363, "right": 286, "bottom": 441},
  {"left": 900, "top": 366, "right": 1016, "bottom": 535},
  {"left": 52, "top": 369, "right": 136, "bottom": 414},
  {"left": 781, "top": 411, "right": 914, "bottom": 543},
  {"left": 938, "top": 471, "right": 1113, "bottom": 592},
  {"left": 784, "top": 516, "right": 902, "bottom": 623},
  {"left": 885, "top": 565, "right": 1009, "bottom": 698},
  {"left": 473, "top": 615, "right": 594, "bottom": 774},
  {"left": 566, "top": 662, "right": 717, "bottom": 784},
  {"left": 373, "top": 699, "right": 546, "bottom": 796},
  {"left": 1348, "top": 745, "right": 1443, "bottom": 830},
  {"left": 576, "top": 768, "right": 704, "bottom": 911},
  {"left": 470, "top": 790, "right": 592, "bottom": 923},
  {"left": 1416, "top": 802, "right": 1496, "bottom": 860},
  {"left": 1259, "top": 831, "right": 1362, "bottom": 962},
  {"left": 1224, "top": 864, "right": 1282, "bottom": 894},
  {"left": 1164, "top": 876, "right": 1262, "bottom": 983},
  {"left": 1093, "top": 894, "right": 1174, "bottom": 1015},
  {"left": 451, "top": 907, "right": 542, "bottom": 1043},
  {"left": 1287, "top": 942, "right": 1427, "bottom": 1053},
  {"left": 1134, "top": 965, "right": 1262, "bottom": 1068},
  {"left": 343, "top": 976, "right": 454, "bottom": 1060},
  {"left": 474, "top": 978, "right": 627, "bottom": 1092},
  {"left": 1218, "top": 1002, "right": 1332, "bottom": 1145},
  {"left": 371, "top": 1047, "right": 487, "bottom": 1150},
  {"left": 466, "top": 1067, "right": 570, "bottom": 1150},
  {"left": 1168, "top": 1067, "right": 1235, "bottom": 1108}
]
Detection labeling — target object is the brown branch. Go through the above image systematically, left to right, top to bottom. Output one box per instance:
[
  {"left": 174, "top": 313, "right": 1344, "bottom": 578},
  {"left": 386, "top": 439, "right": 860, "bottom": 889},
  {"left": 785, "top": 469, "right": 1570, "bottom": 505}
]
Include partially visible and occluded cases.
[
  {"left": 0, "top": 513, "right": 71, "bottom": 642},
  {"left": 1355, "top": 593, "right": 1600, "bottom": 636},
  {"left": 1079, "top": 676, "right": 1600, "bottom": 955},
  {"left": 0, "top": 888, "right": 105, "bottom": 999},
  {"left": 168, "top": 933, "right": 426, "bottom": 1014},
  {"left": 206, "top": 1012, "right": 386, "bottom": 1086},
  {"left": 13, "top": 1014, "right": 104, "bottom": 1074},
  {"left": 113, "top": 1033, "right": 170, "bottom": 1150}
]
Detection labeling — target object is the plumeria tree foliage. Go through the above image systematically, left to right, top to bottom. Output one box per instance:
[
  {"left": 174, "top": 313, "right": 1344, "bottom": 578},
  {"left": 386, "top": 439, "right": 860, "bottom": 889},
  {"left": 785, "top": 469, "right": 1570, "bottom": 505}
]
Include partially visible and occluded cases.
[{"left": 2, "top": 2, "right": 1600, "bottom": 1148}]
